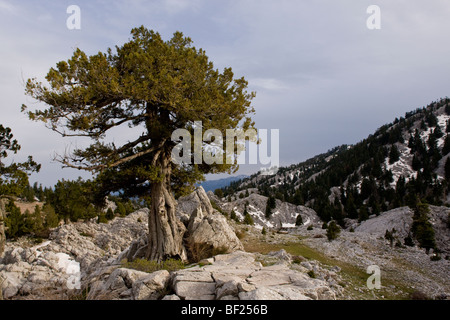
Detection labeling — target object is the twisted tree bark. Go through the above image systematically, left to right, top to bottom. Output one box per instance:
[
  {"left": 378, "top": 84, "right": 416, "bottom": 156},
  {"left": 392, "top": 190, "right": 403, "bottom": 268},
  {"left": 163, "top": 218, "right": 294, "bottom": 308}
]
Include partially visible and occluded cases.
[{"left": 145, "top": 154, "right": 187, "bottom": 262}]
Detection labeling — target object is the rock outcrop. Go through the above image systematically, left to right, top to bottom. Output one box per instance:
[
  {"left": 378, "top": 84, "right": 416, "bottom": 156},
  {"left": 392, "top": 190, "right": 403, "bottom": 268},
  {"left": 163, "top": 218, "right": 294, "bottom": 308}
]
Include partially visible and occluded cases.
[
  {"left": 0, "top": 187, "right": 246, "bottom": 299},
  {"left": 0, "top": 209, "right": 149, "bottom": 299},
  {"left": 83, "top": 250, "right": 342, "bottom": 300},
  {"left": 170, "top": 250, "right": 341, "bottom": 300}
]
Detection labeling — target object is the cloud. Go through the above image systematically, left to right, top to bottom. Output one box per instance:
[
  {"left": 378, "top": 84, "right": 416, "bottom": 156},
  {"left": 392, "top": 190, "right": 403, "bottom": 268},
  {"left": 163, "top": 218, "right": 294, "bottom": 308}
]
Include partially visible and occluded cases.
[
  {"left": 0, "top": 0, "right": 16, "bottom": 13},
  {"left": 250, "top": 78, "right": 290, "bottom": 91}
]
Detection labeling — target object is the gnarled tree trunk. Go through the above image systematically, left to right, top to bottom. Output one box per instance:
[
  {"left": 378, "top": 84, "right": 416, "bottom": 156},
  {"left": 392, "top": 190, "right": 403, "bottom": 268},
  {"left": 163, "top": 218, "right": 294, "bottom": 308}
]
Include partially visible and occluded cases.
[{"left": 146, "top": 154, "right": 187, "bottom": 262}]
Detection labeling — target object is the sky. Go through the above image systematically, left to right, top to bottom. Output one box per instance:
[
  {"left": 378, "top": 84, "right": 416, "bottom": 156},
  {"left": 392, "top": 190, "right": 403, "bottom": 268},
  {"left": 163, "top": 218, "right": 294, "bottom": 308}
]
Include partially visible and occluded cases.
[{"left": 1, "top": 0, "right": 450, "bottom": 187}]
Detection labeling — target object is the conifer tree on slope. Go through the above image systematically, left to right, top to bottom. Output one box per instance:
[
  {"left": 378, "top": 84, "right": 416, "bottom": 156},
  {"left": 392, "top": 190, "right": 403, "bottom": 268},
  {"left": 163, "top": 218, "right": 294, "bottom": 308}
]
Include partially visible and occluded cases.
[{"left": 23, "top": 27, "right": 256, "bottom": 262}]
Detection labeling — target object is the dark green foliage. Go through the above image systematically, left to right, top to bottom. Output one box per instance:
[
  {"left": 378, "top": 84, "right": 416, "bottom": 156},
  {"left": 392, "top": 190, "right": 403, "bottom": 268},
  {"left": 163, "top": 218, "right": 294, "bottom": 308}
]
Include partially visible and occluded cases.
[
  {"left": 0, "top": 125, "right": 40, "bottom": 196},
  {"left": 389, "top": 145, "right": 400, "bottom": 164},
  {"left": 445, "top": 158, "right": 450, "bottom": 182},
  {"left": 47, "top": 178, "right": 101, "bottom": 222},
  {"left": 214, "top": 188, "right": 223, "bottom": 199},
  {"left": 265, "top": 195, "right": 276, "bottom": 219},
  {"left": 4, "top": 199, "right": 60, "bottom": 240},
  {"left": 5, "top": 200, "right": 25, "bottom": 239},
  {"left": 115, "top": 202, "right": 127, "bottom": 217},
  {"left": 42, "top": 203, "right": 59, "bottom": 229},
  {"left": 411, "top": 203, "right": 436, "bottom": 253},
  {"left": 243, "top": 206, "right": 254, "bottom": 225},
  {"left": 358, "top": 206, "right": 369, "bottom": 222},
  {"left": 105, "top": 208, "right": 115, "bottom": 221},
  {"left": 230, "top": 210, "right": 239, "bottom": 223},
  {"left": 97, "top": 213, "right": 108, "bottom": 224},
  {"left": 243, "top": 213, "right": 254, "bottom": 225},
  {"left": 295, "top": 214, "right": 303, "bottom": 226},
  {"left": 326, "top": 220, "right": 340, "bottom": 241},
  {"left": 384, "top": 228, "right": 397, "bottom": 247},
  {"left": 404, "top": 233, "right": 415, "bottom": 247}
]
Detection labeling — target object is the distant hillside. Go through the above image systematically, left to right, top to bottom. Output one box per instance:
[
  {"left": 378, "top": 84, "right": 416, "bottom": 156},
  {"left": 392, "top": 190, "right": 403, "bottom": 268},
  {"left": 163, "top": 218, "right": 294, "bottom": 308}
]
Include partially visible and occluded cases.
[
  {"left": 221, "top": 98, "right": 450, "bottom": 225},
  {"left": 199, "top": 175, "right": 248, "bottom": 192}
]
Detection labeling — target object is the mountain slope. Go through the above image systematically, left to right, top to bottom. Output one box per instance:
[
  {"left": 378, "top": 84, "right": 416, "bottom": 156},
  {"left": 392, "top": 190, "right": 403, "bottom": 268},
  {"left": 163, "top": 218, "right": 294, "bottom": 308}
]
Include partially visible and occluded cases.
[{"left": 223, "top": 98, "right": 450, "bottom": 221}]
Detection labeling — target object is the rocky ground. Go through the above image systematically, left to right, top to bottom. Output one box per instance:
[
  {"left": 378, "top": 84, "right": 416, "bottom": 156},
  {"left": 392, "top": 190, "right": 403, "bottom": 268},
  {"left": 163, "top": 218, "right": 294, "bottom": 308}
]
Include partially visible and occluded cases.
[{"left": 1, "top": 187, "right": 449, "bottom": 300}]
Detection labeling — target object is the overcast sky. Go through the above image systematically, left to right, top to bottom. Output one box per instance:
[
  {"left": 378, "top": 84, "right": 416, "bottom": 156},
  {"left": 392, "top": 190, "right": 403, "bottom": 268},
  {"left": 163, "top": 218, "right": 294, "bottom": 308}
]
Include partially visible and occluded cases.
[{"left": 1, "top": 0, "right": 450, "bottom": 187}]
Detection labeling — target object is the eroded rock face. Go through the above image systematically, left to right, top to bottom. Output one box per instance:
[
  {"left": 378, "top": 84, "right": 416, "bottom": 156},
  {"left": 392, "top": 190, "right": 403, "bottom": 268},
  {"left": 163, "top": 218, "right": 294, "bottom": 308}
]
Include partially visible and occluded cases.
[{"left": 0, "top": 209, "right": 149, "bottom": 300}]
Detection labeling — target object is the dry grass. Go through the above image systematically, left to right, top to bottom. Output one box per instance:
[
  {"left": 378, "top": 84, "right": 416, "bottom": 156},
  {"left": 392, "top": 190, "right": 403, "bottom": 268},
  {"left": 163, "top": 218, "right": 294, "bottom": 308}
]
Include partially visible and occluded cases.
[{"left": 14, "top": 201, "right": 44, "bottom": 214}]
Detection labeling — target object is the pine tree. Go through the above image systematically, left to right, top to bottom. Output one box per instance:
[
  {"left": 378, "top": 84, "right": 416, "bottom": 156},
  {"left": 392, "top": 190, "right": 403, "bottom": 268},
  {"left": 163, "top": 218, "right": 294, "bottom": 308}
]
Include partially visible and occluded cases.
[
  {"left": 23, "top": 26, "right": 256, "bottom": 262},
  {"left": 0, "top": 125, "right": 40, "bottom": 196},
  {"left": 443, "top": 135, "right": 450, "bottom": 155},
  {"left": 389, "top": 145, "right": 400, "bottom": 164},
  {"left": 445, "top": 158, "right": 450, "bottom": 182},
  {"left": 265, "top": 195, "right": 276, "bottom": 218},
  {"left": 5, "top": 200, "right": 25, "bottom": 239},
  {"left": 43, "top": 203, "right": 59, "bottom": 229},
  {"left": 411, "top": 203, "right": 436, "bottom": 253},
  {"left": 243, "top": 212, "right": 254, "bottom": 225},
  {"left": 326, "top": 220, "right": 340, "bottom": 241}
]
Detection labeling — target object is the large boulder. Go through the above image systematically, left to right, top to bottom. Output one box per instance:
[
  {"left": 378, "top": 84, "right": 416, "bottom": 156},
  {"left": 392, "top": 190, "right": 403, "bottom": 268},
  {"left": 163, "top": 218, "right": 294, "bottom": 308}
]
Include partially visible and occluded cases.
[{"left": 181, "top": 187, "right": 243, "bottom": 260}]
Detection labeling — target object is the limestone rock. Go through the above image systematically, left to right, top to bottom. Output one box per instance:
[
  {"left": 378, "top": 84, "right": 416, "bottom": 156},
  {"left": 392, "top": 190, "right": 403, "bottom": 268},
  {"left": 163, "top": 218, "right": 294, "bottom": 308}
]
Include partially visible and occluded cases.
[{"left": 132, "top": 270, "right": 170, "bottom": 300}]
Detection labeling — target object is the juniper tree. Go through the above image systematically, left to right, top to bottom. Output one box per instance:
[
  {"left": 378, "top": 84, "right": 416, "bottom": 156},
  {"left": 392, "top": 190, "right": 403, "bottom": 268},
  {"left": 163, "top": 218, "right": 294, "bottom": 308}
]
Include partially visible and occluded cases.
[
  {"left": 23, "top": 26, "right": 256, "bottom": 262},
  {"left": 0, "top": 124, "right": 40, "bottom": 196}
]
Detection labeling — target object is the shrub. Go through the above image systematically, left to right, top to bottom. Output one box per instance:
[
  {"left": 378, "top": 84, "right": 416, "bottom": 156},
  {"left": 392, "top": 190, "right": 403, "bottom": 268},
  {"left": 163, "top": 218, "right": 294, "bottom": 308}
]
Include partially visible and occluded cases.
[
  {"left": 115, "top": 202, "right": 127, "bottom": 217},
  {"left": 105, "top": 208, "right": 115, "bottom": 221},
  {"left": 230, "top": 210, "right": 240, "bottom": 223},
  {"left": 243, "top": 212, "right": 254, "bottom": 225},
  {"left": 97, "top": 213, "right": 108, "bottom": 224},
  {"left": 295, "top": 214, "right": 303, "bottom": 226},
  {"left": 326, "top": 221, "right": 340, "bottom": 241},
  {"left": 307, "top": 225, "right": 313, "bottom": 231},
  {"left": 235, "top": 229, "right": 246, "bottom": 240},
  {"left": 185, "top": 240, "right": 228, "bottom": 263},
  {"left": 430, "top": 254, "right": 441, "bottom": 261},
  {"left": 307, "top": 270, "right": 316, "bottom": 278},
  {"left": 409, "top": 290, "right": 430, "bottom": 300}
]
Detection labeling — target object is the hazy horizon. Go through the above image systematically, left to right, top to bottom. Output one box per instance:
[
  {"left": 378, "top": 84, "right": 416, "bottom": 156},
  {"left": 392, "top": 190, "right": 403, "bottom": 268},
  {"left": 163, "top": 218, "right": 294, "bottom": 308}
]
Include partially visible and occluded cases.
[{"left": 1, "top": 0, "right": 450, "bottom": 187}]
